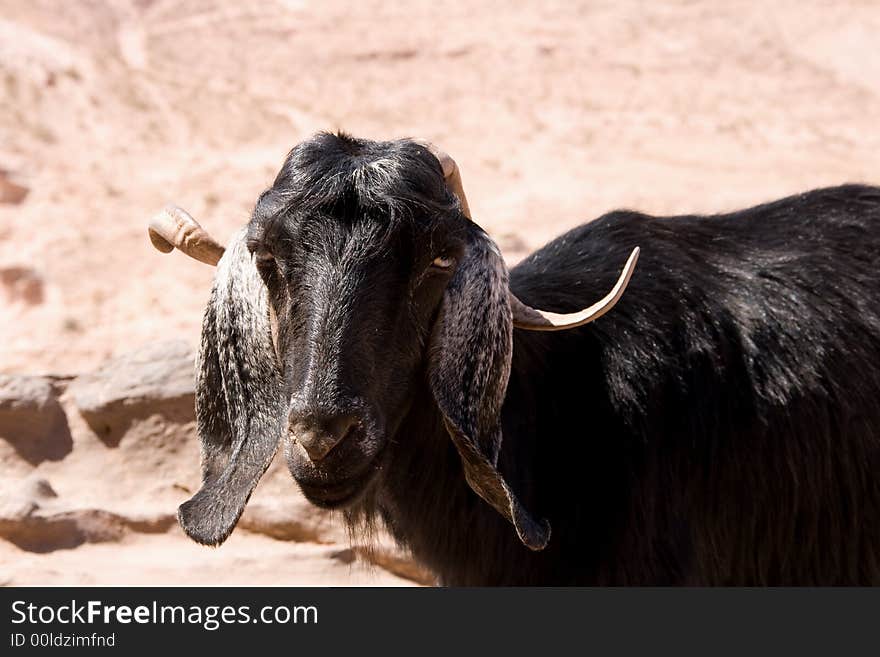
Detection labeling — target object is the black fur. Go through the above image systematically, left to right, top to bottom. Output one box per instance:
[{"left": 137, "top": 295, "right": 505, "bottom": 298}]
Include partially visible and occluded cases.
[
  {"left": 185, "top": 132, "right": 880, "bottom": 585},
  {"left": 382, "top": 184, "right": 880, "bottom": 585}
]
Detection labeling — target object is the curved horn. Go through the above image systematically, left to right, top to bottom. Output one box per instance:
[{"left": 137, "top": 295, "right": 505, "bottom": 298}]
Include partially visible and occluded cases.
[
  {"left": 415, "top": 139, "right": 640, "bottom": 332},
  {"left": 414, "top": 140, "right": 472, "bottom": 219},
  {"left": 148, "top": 204, "right": 226, "bottom": 266},
  {"left": 510, "top": 247, "right": 640, "bottom": 331}
]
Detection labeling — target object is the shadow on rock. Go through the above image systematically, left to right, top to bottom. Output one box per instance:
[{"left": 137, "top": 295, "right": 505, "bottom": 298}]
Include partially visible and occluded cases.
[{"left": 0, "top": 375, "right": 73, "bottom": 465}]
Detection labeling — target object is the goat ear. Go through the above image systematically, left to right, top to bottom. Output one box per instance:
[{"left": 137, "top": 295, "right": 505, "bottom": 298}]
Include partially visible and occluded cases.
[
  {"left": 428, "top": 224, "right": 551, "bottom": 551},
  {"left": 178, "top": 228, "right": 286, "bottom": 546}
]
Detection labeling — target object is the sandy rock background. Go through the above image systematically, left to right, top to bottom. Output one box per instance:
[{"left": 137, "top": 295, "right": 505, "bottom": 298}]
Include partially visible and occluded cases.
[{"left": 1, "top": 0, "right": 879, "bottom": 585}]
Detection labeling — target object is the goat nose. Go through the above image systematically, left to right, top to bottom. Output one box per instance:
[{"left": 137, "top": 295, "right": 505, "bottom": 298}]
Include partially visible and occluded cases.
[{"left": 289, "top": 412, "right": 358, "bottom": 462}]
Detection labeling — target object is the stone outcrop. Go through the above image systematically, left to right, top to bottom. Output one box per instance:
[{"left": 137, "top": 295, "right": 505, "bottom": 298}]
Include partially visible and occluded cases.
[
  {"left": 68, "top": 340, "right": 196, "bottom": 444},
  {"left": 0, "top": 374, "right": 71, "bottom": 468}
]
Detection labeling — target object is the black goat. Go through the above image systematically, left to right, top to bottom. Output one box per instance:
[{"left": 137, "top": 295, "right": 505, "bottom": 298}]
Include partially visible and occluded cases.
[{"left": 150, "top": 132, "right": 880, "bottom": 585}]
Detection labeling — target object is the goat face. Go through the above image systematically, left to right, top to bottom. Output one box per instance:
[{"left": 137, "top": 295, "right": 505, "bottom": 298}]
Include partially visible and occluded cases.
[
  {"left": 176, "top": 133, "right": 635, "bottom": 550},
  {"left": 177, "top": 133, "right": 550, "bottom": 550},
  {"left": 246, "top": 167, "right": 467, "bottom": 510}
]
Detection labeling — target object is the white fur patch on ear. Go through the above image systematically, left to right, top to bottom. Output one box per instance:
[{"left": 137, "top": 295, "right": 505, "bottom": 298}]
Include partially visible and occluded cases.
[{"left": 182, "top": 228, "right": 285, "bottom": 546}]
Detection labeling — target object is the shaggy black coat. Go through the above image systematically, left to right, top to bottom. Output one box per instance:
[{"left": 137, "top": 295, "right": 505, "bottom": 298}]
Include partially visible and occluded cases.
[
  {"left": 179, "top": 132, "right": 880, "bottom": 586},
  {"left": 375, "top": 184, "right": 880, "bottom": 585}
]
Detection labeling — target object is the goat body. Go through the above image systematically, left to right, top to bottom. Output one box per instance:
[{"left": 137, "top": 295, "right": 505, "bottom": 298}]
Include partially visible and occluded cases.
[{"left": 375, "top": 184, "right": 880, "bottom": 585}]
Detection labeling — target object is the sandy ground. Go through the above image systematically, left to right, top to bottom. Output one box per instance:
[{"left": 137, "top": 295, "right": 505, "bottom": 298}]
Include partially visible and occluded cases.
[
  {"left": 2, "top": 0, "right": 879, "bottom": 585},
  {"left": 5, "top": 533, "right": 418, "bottom": 587}
]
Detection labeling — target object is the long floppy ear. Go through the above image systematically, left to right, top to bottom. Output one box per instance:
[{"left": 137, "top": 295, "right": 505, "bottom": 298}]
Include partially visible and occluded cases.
[
  {"left": 428, "top": 223, "right": 551, "bottom": 551},
  {"left": 177, "top": 228, "right": 286, "bottom": 546}
]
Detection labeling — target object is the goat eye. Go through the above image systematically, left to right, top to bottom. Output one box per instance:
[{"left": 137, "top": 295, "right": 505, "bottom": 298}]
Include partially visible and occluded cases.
[
  {"left": 254, "top": 251, "right": 275, "bottom": 265},
  {"left": 254, "top": 252, "right": 280, "bottom": 276},
  {"left": 431, "top": 254, "right": 454, "bottom": 269}
]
